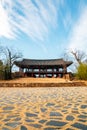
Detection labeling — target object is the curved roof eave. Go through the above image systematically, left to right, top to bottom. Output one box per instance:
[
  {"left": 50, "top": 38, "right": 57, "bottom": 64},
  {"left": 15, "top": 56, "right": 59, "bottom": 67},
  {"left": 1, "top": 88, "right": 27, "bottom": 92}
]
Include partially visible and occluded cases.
[{"left": 14, "top": 59, "right": 73, "bottom": 68}]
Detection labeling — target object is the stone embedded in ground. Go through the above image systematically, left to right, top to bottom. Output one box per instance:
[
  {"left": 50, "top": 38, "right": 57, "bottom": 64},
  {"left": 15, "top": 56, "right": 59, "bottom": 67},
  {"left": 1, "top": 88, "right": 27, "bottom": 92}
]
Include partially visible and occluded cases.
[
  {"left": 46, "top": 103, "right": 55, "bottom": 107},
  {"left": 68, "top": 104, "right": 72, "bottom": 106},
  {"left": 55, "top": 105, "right": 61, "bottom": 108},
  {"left": 81, "top": 105, "right": 87, "bottom": 109},
  {"left": 64, "top": 106, "right": 70, "bottom": 109},
  {"left": 3, "top": 107, "right": 14, "bottom": 111},
  {"left": 73, "top": 107, "right": 78, "bottom": 110},
  {"left": 40, "top": 108, "right": 47, "bottom": 112},
  {"left": 62, "top": 110, "right": 67, "bottom": 112},
  {"left": 72, "top": 110, "right": 79, "bottom": 114},
  {"left": 25, "top": 112, "right": 38, "bottom": 117},
  {"left": 50, "top": 112, "right": 62, "bottom": 116},
  {"left": 82, "top": 112, "right": 87, "bottom": 114},
  {"left": 7, "top": 115, "right": 18, "bottom": 119},
  {"left": 66, "top": 115, "right": 74, "bottom": 121},
  {"left": 78, "top": 115, "right": 87, "bottom": 119},
  {"left": 14, "top": 117, "right": 21, "bottom": 121},
  {"left": 3, "top": 119, "right": 10, "bottom": 122},
  {"left": 25, "top": 119, "right": 34, "bottom": 122},
  {"left": 39, "top": 119, "right": 47, "bottom": 123},
  {"left": 79, "top": 119, "right": 87, "bottom": 122},
  {"left": 46, "top": 120, "right": 67, "bottom": 126},
  {"left": 5, "top": 122, "right": 21, "bottom": 128},
  {"left": 72, "top": 123, "right": 87, "bottom": 130},
  {"left": 29, "top": 124, "right": 42, "bottom": 128},
  {"left": 21, "top": 126, "right": 27, "bottom": 130},
  {"left": 2, "top": 127, "right": 10, "bottom": 130},
  {"left": 44, "top": 127, "right": 58, "bottom": 130},
  {"left": 66, "top": 128, "right": 74, "bottom": 130}
]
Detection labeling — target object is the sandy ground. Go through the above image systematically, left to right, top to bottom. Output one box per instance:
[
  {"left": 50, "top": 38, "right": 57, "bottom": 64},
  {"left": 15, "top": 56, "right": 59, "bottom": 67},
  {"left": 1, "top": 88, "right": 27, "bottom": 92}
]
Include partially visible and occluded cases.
[
  {"left": 0, "top": 77, "right": 74, "bottom": 83},
  {"left": 0, "top": 78, "right": 68, "bottom": 83},
  {"left": 0, "top": 78, "right": 87, "bottom": 129},
  {"left": 0, "top": 87, "right": 87, "bottom": 130}
]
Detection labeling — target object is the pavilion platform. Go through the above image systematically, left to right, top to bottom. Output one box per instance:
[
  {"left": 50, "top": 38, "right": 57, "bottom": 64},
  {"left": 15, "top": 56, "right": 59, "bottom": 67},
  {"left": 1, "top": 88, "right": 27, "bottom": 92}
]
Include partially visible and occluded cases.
[{"left": 0, "top": 78, "right": 86, "bottom": 87}]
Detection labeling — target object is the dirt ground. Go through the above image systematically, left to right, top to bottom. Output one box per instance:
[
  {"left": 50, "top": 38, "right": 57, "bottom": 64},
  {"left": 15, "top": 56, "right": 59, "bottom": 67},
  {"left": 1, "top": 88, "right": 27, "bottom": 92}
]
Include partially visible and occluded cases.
[{"left": 0, "top": 77, "right": 69, "bottom": 83}]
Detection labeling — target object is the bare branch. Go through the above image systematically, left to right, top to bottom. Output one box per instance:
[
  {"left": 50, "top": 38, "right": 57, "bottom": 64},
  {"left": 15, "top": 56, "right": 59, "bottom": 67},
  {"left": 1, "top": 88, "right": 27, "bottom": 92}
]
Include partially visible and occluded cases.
[
  {"left": 0, "top": 46, "right": 23, "bottom": 79},
  {"left": 71, "top": 50, "right": 87, "bottom": 64}
]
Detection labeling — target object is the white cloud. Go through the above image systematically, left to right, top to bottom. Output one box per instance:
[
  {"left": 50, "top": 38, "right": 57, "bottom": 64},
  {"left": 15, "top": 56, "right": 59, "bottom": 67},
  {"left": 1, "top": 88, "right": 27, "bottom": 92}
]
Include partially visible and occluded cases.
[
  {"left": 0, "top": 0, "right": 58, "bottom": 41},
  {"left": 0, "top": 1, "right": 14, "bottom": 38},
  {"left": 68, "top": 6, "right": 87, "bottom": 52},
  {"left": 63, "top": 11, "right": 72, "bottom": 29}
]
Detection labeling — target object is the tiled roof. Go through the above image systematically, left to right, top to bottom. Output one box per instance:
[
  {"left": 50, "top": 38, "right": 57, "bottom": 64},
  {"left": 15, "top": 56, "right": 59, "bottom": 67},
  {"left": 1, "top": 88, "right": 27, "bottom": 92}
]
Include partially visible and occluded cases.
[{"left": 14, "top": 58, "right": 73, "bottom": 68}]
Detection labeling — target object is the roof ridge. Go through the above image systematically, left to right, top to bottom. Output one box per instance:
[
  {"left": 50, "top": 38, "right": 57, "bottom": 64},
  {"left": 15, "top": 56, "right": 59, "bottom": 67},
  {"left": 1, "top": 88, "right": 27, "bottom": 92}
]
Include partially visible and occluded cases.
[{"left": 23, "top": 58, "right": 63, "bottom": 61}]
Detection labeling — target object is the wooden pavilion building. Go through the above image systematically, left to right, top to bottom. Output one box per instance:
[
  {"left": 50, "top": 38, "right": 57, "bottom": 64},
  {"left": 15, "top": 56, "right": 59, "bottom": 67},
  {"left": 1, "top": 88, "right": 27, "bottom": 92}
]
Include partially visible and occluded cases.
[{"left": 14, "top": 58, "right": 73, "bottom": 78}]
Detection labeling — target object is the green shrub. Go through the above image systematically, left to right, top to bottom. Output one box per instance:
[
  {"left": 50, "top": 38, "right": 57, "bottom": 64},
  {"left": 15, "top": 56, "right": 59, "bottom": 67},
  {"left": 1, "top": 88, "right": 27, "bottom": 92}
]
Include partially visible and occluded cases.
[{"left": 76, "top": 63, "right": 87, "bottom": 80}]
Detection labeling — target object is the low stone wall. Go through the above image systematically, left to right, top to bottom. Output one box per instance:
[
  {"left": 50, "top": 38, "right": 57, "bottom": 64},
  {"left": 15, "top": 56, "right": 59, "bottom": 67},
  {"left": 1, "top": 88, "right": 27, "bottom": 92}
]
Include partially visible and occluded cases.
[{"left": 0, "top": 82, "right": 86, "bottom": 87}]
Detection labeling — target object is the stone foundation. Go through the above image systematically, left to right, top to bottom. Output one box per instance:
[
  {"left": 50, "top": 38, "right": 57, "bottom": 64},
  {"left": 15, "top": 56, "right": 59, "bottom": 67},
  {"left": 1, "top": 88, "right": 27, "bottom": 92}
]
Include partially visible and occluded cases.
[{"left": 0, "top": 82, "right": 86, "bottom": 87}]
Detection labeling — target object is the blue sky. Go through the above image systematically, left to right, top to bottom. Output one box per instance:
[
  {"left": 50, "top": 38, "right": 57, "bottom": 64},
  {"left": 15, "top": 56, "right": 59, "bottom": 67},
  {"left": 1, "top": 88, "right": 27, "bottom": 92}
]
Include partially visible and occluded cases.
[{"left": 0, "top": 0, "right": 87, "bottom": 59}]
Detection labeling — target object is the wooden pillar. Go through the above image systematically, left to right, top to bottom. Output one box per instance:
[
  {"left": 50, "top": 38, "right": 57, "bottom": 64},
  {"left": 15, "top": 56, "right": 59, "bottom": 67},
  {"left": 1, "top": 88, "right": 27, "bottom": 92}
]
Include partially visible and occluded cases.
[
  {"left": 63, "top": 65, "right": 67, "bottom": 78},
  {"left": 39, "top": 66, "right": 40, "bottom": 77},
  {"left": 63, "top": 66, "right": 67, "bottom": 73},
  {"left": 19, "top": 67, "right": 23, "bottom": 73},
  {"left": 19, "top": 67, "right": 24, "bottom": 77},
  {"left": 46, "top": 67, "right": 47, "bottom": 77},
  {"left": 32, "top": 68, "right": 33, "bottom": 77},
  {"left": 52, "top": 68, "right": 54, "bottom": 77},
  {"left": 55, "top": 68, "right": 57, "bottom": 77},
  {"left": 57, "top": 68, "right": 59, "bottom": 77}
]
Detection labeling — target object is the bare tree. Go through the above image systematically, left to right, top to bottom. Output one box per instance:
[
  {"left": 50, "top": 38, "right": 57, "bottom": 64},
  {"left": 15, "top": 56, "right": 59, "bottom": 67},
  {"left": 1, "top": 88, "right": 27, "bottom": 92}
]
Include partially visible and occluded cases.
[
  {"left": 2, "top": 47, "right": 23, "bottom": 79},
  {"left": 62, "top": 49, "right": 87, "bottom": 73},
  {"left": 71, "top": 50, "right": 87, "bottom": 64}
]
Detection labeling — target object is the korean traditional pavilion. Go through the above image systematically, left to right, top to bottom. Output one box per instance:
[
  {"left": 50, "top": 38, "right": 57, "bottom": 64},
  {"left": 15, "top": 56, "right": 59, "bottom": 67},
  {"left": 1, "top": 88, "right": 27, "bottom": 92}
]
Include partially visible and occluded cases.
[{"left": 14, "top": 58, "right": 73, "bottom": 78}]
